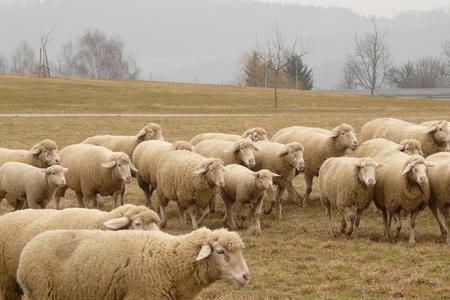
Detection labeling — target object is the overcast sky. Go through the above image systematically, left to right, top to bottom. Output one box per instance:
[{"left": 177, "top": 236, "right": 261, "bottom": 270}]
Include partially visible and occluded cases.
[{"left": 257, "top": 0, "right": 450, "bottom": 17}]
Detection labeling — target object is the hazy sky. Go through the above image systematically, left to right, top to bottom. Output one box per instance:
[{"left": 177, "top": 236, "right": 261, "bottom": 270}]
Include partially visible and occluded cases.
[{"left": 258, "top": 0, "right": 450, "bottom": 17}]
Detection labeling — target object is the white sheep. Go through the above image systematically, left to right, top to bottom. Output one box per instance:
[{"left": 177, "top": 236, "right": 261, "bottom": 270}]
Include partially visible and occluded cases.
[
  {"left": 359, "top": 118, "right": 449, "bottom": 156},
  {"left": 271, "top": 124, "right": 358, "bottom": 206},
  {"left": 190, "top": 127, "right": 268, "bottom": 145},
  {"left": 355, "top": 138, "right": 424, "bottom": 158},
  {"left": 0, "top": 139, "right": 60, "bottom": 167},
  {"left": 132, "top": 140, "right": 193, "bottom": 209},
  {"left": 253, "top": 141, "right": 305, "bottom": 221},
  {"left": 54, "top": 144, "right": 137, "bottom": 210},
  {"left": 156, "top": 150, "right": 225, "bottom": 229},
  {"left": 319, "top": 157, "right": 383, "bottom": 236},
  {"left": 0, "top": 162, "right": 67, "bottom": 210},
  {"left": 220, "top": 164, "right": 279, "bottom": 235},
  {"left": 0, "top": 204, "right": 160, "bottom": 300},
  {"left": 17, "top": 227, "right": 250, "bottom": 300}
]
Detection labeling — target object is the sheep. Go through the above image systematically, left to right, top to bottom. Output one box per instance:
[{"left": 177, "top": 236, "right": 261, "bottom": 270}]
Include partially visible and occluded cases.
[
  {"left": 359, "top": 118, "right": 449, "bottom": 156},
  {"left": 422, "top": 120, "right": 450, "bottom": 133},
  {"left": 82, "top": 122, "right": 164, "bottom": 158},
  {"left": 271, "top": 124, "right": 358, "bottom": 206},
  {"left": 190, "top": 127, "right": 268, "bottom": 145},
  {"left": 355, "top": 138, "right": 424, "bottom": 158},
  {"left": 0, "top": 139, "right": 60, "bottom": 167},
  {"left": 132, "top": 140, "right": 193, "bottom": 209},
  {"left": 252, "top": 141, "right": 305, "bottom": 221},
  {"left": 54, "top": 144, "right": 137, "bottom": 210},
  {"left": 156, "top": 150, "right": 225, "bottom": 229},
  {"left": 425, "top": 152, "right": 450, "bottom": 243},
  {"left": 372, "top": 153, "right": 434, "bottom": 243},
  {"left": 319, "top": 157, "right": 383, "bottom": 236},
  {"left": 0, "top": 162, "right": 67, "bottom": 210},
  {"left": 220, "top": 164, "right": 279, "bottom": 235},
  {"left": 0, "top": 204, "right": 160, "bottom": 300},
  {"left": 17, "top": 227, "right": 249, "bottom": 300}
]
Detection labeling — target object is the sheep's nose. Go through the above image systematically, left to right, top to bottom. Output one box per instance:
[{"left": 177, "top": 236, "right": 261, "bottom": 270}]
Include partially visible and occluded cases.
[
  {"left": 55, "top": 158, "right": 60, "bottom": 164},
  {"left": 248, "top": 159, "right": 255, "bottom": 167},
  {"left": 125, "top": 176, "right": 132, "bottom": 183},
  {"left": 419, "top": 176, "right": 427, "bottom": 183},
  {"left": 367, "top": 178, "right": 375, "bottom": 186},
  {"left": 217, "top": 181, "right": 225, "bottom": 187},
  {"left": 239, "top": 273, "right": 250, "bottom": 285}
]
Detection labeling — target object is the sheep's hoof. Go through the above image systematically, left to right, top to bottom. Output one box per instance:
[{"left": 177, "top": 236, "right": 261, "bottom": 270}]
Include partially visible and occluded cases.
[
  {"left": 160, "top": 221, "right": 167, "bottom": 229},
  {"left": 251, "top": 228, "right": 262, "bottom": 237},
  {"left": 408, "top": 239, "right": 416, "bottom": 244}
]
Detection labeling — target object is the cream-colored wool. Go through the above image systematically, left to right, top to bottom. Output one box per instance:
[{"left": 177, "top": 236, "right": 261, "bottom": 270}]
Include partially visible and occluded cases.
[
  {"left": 359, "top": 118, "right": 449, "bottom": 156},
  {"left": 82, "top": 122, "right": 164, "bottom": 157},
  {"left": 271, "top": 124, "right": 358, "bottom": 206},
  {"left": 190, "top": 127, "right": 268, "bottom": 145},
  {"left": 355, "top": 138, "right": 424, "bottom": 158},
  {"left": 0, "top": 139, "right": 59, "bottom": 168},
  {"left": 133, "top": 140, "right": 193, "bottom": 209},
  {"left": 253, "top": 141, "right": 304, "bottom": 221},
  {"left": 54, "top": 144, "right": 136, "bottom": 209},
  {"left": 156, "top": 150, "right": 225, "bottom": 229},
  {"left": 0, "top": 162, "right": 66, "bottom": 210},
  {"left": 0, "top": 204, "right": 160, "bottom": 300},
  {"left": 17, "top": 227, "right": 248, "bottom": 300}
]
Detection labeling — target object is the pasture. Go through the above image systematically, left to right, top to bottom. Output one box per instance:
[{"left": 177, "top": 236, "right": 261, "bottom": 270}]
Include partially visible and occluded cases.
[{"left": 1, "top": 74, "right": 450, "bottom": 299}]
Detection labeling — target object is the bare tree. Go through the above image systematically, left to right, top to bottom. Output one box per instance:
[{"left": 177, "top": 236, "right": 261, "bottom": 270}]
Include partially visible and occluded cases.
[
  {"left": 346, "top": 19, "right": 391, "bottom": 95},
  {"left": 38, "top": 27, "right": 54, "bottom": 77},
  {"left": 443, "top": 40, "right": 450, "bottom": 81},
  {"left": 10, "top": 41, "right": 37, "bottom": 74},
  {"left": 0, "top": 55, "right": 8, "bottom": 73},
  {"left": 340, "top": 56, "right": 357, "bottom": 89},
  {"left": 414, "top": 56, "right": 447, "bottom": 88},
  {"left": 387, "top": 61, "right": 415, "bottom": 88}
]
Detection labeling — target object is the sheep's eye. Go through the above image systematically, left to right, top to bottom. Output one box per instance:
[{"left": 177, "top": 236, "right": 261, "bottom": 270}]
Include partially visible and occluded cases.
[
  {"left": 52, "top": 171, "right": 56, "bottom": 175},
  {"left": 216, "top": 249, "right": 225, "bottom": 255}
]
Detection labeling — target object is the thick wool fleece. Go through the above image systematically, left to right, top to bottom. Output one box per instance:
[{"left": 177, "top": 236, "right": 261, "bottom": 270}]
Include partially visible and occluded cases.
[
  {"left": 194, "top": 138, "right": 257, "bottom": 166},
  {"left": 354, "top": 138, "right": 423, "bottom": 158},
  {"left": 0, "top": 139, "right": 58, "bottom": 167}
]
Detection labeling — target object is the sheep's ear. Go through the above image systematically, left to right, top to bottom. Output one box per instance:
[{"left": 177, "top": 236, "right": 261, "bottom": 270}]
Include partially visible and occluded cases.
[
  {"left": 425, "top": 124, "right": 438, "bottom": 133},
  {"left": 136, "top": 127, "right": 150, "bottom": 142},
  {"left": 329, "top": 129, "right": 340, "bottom": 138},
  {"left": 229, "top": 143, "right": 240, "bottom": 153},
  {"left": 396, "top": 144, "right": 406, "bottom": 151},
  {"left": 30, "top": 146, "right": 42, "bottom": 155},
  {"left": 276, "top": 146, "right": 290, "bottom": 156},
  {"left": 101, "top": 161, "right": 117, "bottom": 169},
  {"left": 347, "top": 161, "right": 362, "bottom": 167},
  {"left": 130, "top": 162, "right": 138, "bottom": 173},
  {"left": 401, "top": 163, "right": 414, "bottom": 175},
  {"left": 194, "top": 165, "right": 209, "bottom": 175},
  {"left": 42, "top": 168, "right": 52, "bottom": 175},
  {"left": 270, "top": 172, "right": 281, "bottom": 178},
  {"left": 103, "top": 217, "right": 131, "bottom": 230},
  {"left": 196, "top": 244, "right": 212, "bottom": 261}
]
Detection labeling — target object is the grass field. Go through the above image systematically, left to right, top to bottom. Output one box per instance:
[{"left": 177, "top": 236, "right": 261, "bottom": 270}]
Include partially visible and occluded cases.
[{"left": 1, "top": 74, "right": 450, "bottom": 299}]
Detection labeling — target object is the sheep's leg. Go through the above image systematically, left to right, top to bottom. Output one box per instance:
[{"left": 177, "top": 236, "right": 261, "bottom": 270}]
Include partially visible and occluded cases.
[
  {"left": 137, "top": 174, "right": 154, "bottom": 210},
  {"left": 301, "top": 175, "right": 314, "bottom": 207},
  {"left": 286, "top": 182, "right": 302, "bottom": 205},
  {"left": 119, "top": 183, "right": 125, "bottom": 206},
  {"left": 54, "top": 185, "right": 67, "bottom": 210},
  {"left": 264, "top": 185, "right": 280, "bottom": 215},
  {"left": 276, "top": 186, "right": 286, "bottom": 222},
  {"left": 112, "top": 190, "right": 121, "bottom": 209},
  {"left": 75, "top": 192, "right": 84, "bottom": 208},
  {"left": 85, "top": 194, "right": 98, "bottom": 209},
  {"left": 26, "top": 196, "right": 42, "bottom": 209},
  {"left": 251, "top": 196, "right": 264, "bottom": 236},
  {"left": 322, "top": 196, "right": 333, "bottom": 236},
  {"left": 209, "top": 198, "right": 216, "bottom": 213},
  {"left": 223, "top": 200, "right": 236, "bottom": 230},
  {"left": 176, "top": 203, "right": 187, "bottom": 228},
  {"left": 429, "top": 203, "right": 447, "bottom": 238},
  {"left": 197, "top": 205, "right": 211, "bottom": 226},
  {"left": 189, "top": 207, "right": 199, "bottom": 230},
  {"left": 344, "top": 207, "right": 355, "bottom": 236},
  {"left": 441, "top": 207, "right": 450, "bottom": 244},
  {"left": 353, "top": 209, "right": 363, "bottom": 237},
  {"left": 381, "top": 209, "right": 392, "bottom": 242},
  {"left": 409, "top": 210, "right": 419, "bottom": 244},
  {"left": 340, "top": 212, "right": 347, "bottom": 234},
  {"left": 393, "top": 215, "right": 402, "bottom": 239}
]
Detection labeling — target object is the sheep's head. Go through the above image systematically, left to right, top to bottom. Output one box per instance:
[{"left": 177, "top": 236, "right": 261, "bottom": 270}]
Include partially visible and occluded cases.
[
  {"left": 425, "top": 120, "right": 449, "bottom": 147},
  {"left": 136, "top": 123, "right": 164, "bottom": 143},
  {"left": 330, "top": 124, "right": 358, "bottom": 151},
  {"left": 242, "top": 127, "right": 268, "bottom": 142},
  {"left": 228, "top": 138, "right": 260, "bottom": 168},
  {"left": 30, "top": 139, "right": 60, "bottom": 167},
  {"left": 397, "top": 139, "right": 424, "bottom": 156},
  {"left": 170, "top": 141, "right": 194, "bottom": 151},
  {"left": 277, "top": 142, "right": 305, "bottom": 173},
  {"left": 102, "top": 152, "right": 137, "bottom": 184},
  {"left": 401, "top": 155, "right": 436, "bottom": 185},
  {"left": 195, "top": 158, "right": 225, "bottom": 187},
  {"left": 348, "top": 158, "right": 383, "bottom": 188},
  {"left": 43, "top": 165, "right": 67, "bottom": 188},
  {"left": 254, "top": 169, "right": 280, "bottom": 200},
  {"left": 103, "top": 204, "right": 160, "bottom": 231},
  {"left": 195, "top": 228, "right": 249, "bottom": 287}
]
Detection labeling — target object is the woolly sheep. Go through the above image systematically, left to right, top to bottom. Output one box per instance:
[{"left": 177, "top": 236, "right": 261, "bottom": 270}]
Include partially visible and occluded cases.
[
  {"left": 359, "top": 118, "right": 449, "bottom": 156},
  {"left": 82, "top": 122, "right": 164, "bottom": 158},
  {"left": 271, "top": 124, "right": 358, "bottom": 206},
  {"left": 190, "top": 127, "right": 268, "bottom": 145},
  {"left": 355, "top": 138, "right": 424, "bottom": 158},
  {"left": 0, "top": 139, "right": 60, "bottom": 168},
  {"left": 132, "top": 140, "right": 193, "bottom": 210},
  {"left": 253, "top": 141, "right": 304, "bottom": 221},
  {"left": 54, "top": 144, "right": 137, "bottom": 210},
  {"left": 156, "top": 150, "right": 225, "bottom": 229},
  {"left": 426, "top": 152, "right": 450, "bottom": 243},
  {"left": 373, "top": 153, "right": 434, "bottom": 243},
  {"left": 319, "top": 157, "right": 383, "bottom": 236},
  {"left": 0, "top": 162, "right": 67, "bottom": 210},
  {"left": 220, "top": 164, "right": 279, "bottom": 235},
  {"left": 0, "top": 204, "right": 160, "bottom": 300},
  {"left": 18, "top": 227, "right": 249, "bottom": 300}
]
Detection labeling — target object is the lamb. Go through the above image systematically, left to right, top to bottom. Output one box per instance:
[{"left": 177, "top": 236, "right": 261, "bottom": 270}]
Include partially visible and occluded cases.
[
  {"left": 359, "top": 118, "right": 449, "bottom": 156},
  {"left": 82, "top": 122, "right": 164, "bottom": 158},
  {"left": 271, "top": 124, "right": 358, "bottom": 206},
  {"left": 190, "top": 127, "right": 268, "bottom": 145},
  {"left": 355, "top": 138, "right": 424, "bottom": 158},
  {"left": 0, "top": 139, "right": 60, "bottom": 167},
  {"left": 132, "top": 140, "right": 193, "bottom": 209},
  {"left": 253, "top": 141, "right": 305, "bottom": 221},
  {"left": 54, "top": 144, "right": 137, "bottom": 210},
  {"left": 156, "top": 150, "right": 225, "bottom": 229},
  {"left": 425, "top": 152, "right": 450, "bottom": 243},
  {"left": 372, "top": 153, "right": 434, "bottom": 243},
  {"left": 319, "top": 157, "right": 383, "bottom": 236},
  {"left": 0, "top": 162, "right": 67, "bottom": 210},
  {"left": 220, "top": 164, "right": 279, "bottom": 235},
  {"left": 0, "top": 204, "right": 160, "bottom": 300},
  {"left": 18, "top": 227, "right": 249, "bottom": 300}
]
